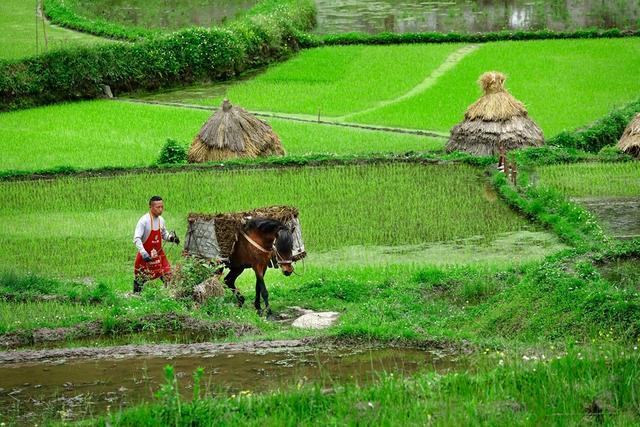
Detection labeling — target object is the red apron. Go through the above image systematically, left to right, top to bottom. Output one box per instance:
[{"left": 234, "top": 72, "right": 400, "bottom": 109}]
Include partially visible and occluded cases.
[{"left": 134, "top": 214, "right": 171, "bottom": 280}]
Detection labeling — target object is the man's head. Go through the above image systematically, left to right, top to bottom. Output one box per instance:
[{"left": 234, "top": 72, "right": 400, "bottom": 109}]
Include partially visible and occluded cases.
[{"left": 149, "top": 196, "right": 164, "bottom": 217}]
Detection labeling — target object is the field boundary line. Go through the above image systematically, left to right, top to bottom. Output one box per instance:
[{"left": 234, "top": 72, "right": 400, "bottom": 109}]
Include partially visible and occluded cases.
[
  {"left": 338, "top": 44, "right": 480, "bottom": 121},
  {"left": 114, "top": 98, "right": 449, "bottom": 139},
  {"left": 0, "top": 154, "right": 470, "bottom": 182}
]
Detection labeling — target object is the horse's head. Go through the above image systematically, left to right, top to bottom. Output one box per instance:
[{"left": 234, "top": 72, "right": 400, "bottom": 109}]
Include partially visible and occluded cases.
[
  {"left": 244, "top": 217, "right": 295, "bottom": 276},
  {"left": 274, "top": 227, "right": 294, "bottom": 276}
]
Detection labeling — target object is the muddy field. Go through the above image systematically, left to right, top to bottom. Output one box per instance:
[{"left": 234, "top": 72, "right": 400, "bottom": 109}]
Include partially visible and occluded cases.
[{"left": 0, "top": 340, "right": 467, "bottom": 424}]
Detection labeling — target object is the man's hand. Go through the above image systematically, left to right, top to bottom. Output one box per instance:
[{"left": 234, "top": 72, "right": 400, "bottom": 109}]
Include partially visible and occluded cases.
[
  {"left": 168, "top": 231, "right": 180, "bottom": 245},
  {"left": 142, "top": 252, "right": 153, "bottom": 262}
]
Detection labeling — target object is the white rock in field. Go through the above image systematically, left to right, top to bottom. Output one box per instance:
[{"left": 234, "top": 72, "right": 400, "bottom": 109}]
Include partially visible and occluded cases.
[{"left": 291, "top": 311, "right": 340, "bottom": 329}]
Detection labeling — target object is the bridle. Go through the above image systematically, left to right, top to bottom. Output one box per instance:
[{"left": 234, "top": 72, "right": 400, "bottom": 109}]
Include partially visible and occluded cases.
[{"left": 240, "top": 230, "right": 293, "bottom": 266}]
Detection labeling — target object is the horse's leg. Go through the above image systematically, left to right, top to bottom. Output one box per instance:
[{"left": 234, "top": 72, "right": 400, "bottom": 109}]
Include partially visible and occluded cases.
[
  {"left": 253, "top": 264, "right": 271, "bottom": 317},
  {"left": 253, "top": 265, "right": 263, "bottom": 314},
  {"left": 224, "top": 267, "right": 245, "bottom": 307}
]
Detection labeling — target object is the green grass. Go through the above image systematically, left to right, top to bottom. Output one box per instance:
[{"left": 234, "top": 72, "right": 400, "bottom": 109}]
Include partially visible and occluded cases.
[
  {"left": 0, "top": 0, "right": 107, "bottom": 61},
  {"left": 351, "top": 38, "right": 640, "bottom": 135},
  {"left": 176, "top": 44, "right": 463, "bottom": 116},
  {"left": 0, "top": 100, "right": 443, "bottom": 173},
  {"left": 537, "top": 162, "right": 640, "bottom": 197},
  {"left": 0, "top": 163, "right": 538, "bottom": 282},
  {"left": 0, "top": 300, "right": 108, "bottom": 334}
]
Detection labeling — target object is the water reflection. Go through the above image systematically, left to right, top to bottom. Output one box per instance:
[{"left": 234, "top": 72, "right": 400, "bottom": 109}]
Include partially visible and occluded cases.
[{"left": 314, "top": 0, "right": 640, "bottom": 34}]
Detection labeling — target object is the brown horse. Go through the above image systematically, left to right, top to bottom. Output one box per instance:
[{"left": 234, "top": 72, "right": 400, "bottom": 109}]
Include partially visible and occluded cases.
[{"left": 223, "top": 217, "right": 294, "bottom": 316}]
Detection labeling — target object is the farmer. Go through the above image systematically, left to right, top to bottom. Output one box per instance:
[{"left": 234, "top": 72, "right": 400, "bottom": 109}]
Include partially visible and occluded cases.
[{"left": 133, "top": 195, "right": 180, "bottom": 293}]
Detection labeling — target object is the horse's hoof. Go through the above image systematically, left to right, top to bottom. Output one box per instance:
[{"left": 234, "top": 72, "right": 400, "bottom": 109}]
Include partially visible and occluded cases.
[
  {"left": 236, "top": 295, "right": 245, "bottom": 307},
  {"left": 265, "top": 307, "right": 273, "bottom": 318},
  {"left": 256, "top": 308, "right": 263, "bottom": 316}
]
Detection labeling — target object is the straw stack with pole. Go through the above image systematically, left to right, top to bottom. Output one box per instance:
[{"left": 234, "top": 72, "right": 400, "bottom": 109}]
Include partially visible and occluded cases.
[
  {"left": 446, "top": 71, "right": 544, "bottom": 156},
  {"left": 188, "top": 99, "right": 285, "bottom": 162},
  {"left": 617, "top": 113, "right": 640, "bottom": 158}
]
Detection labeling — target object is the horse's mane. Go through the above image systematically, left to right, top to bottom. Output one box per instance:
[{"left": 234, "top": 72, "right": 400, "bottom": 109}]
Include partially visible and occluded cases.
[
  {"left": 245, "top": 217, "right": 293, "bottom": 254},
  {"left": 246, "top": 217, "right": 284, "bottom": 234},
  {"left": 275, "top": 228, "right": 293, "bottom": 254}
]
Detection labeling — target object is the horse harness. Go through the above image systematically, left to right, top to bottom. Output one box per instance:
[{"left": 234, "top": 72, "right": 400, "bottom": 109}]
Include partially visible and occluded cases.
[{"left": 239, "top": 230, "right": 293, "bottom": 266}]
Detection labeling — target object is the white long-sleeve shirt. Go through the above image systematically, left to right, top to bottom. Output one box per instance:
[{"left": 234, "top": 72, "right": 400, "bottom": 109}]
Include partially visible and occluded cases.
[{"left": 133, "top": 213, "right": 170, "bottom": 257}]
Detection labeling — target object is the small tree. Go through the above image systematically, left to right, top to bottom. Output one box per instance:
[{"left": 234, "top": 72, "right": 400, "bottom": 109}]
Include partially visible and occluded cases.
[{"left": 158, "top": 139, "right": 187, "bottom": 165}]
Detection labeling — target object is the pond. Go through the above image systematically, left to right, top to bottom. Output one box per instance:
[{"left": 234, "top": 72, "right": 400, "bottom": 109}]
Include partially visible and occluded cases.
[
  {"left": 314, "top": 0, "right": 640, "bottom": 34},
  {"left": 0, "top": 342, "right": 465, "bottom": 424}
]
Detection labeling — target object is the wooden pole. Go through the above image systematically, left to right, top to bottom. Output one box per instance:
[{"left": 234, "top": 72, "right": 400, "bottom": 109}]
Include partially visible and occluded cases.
[
  {"left": 35, "top": 0, "right": 39, "bottom": 55},
  {"left": 41, "top": 0, "right": 48, "bottom": 52}
]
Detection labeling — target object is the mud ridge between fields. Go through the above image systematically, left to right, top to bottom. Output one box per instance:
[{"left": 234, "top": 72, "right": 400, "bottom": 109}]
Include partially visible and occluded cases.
[
  {"left": 0, "top": 313, "right": 259, "bottom": 350},
  {"left": 0, "top": 336, "right": 475, "bottom": 365},
  {"left": 0, "top": 338, "right": 320, "bottom": 365}
]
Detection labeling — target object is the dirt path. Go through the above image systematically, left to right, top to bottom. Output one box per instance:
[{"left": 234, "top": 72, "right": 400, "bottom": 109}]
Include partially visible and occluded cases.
[
  {"left": 338, "top": 44, "right": 480, "bottom": 121},
  {"left": 0, "top": 338, "right": 317, "bottom": 365}
]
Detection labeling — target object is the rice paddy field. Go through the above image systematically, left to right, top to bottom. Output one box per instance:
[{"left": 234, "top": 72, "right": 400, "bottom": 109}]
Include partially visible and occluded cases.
[
  {"left": 0, "top": 0, "right": 107, "bottom": 61},
  {"left": 1, "top": 1, "right": 640, "bottom": 425},
  {"left": 146, "top": 38, "right": 640, "bottom": 136},
  {"left": 0, "top": 100, "right": 443, "bottom": 172},
  {"left": 537, "top": 162, "right": 640, "bottom": 197},
  {"left": 0, "top": 163, "right": 562, "bottom": 285}
]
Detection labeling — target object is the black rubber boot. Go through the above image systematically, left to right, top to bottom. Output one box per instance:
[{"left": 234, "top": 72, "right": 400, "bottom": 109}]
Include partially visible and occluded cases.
[{"left": 133, "top": 278, "right": 143, "bottom": 293}]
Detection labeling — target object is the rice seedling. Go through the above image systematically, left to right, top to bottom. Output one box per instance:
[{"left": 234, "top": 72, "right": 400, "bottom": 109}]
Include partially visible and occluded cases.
[
  {"left": 0, "top": 0, "right": 108, "bottom": 61},
  {"left": 191, "top": 38, "right": 640, "bottom": 136},
  {"left": 350, "top": 38, "right": 640, "bottom": 135},
  {"left": 182, "top": 43, "right": 463, "bottom": 115},
  {"left": 0, "top": 100, "right": 443, "bottom": 172},
  {"left": 537, "top": 162, "right": 640, "bottom": 197},
  {"left": 0, "top": 163, "right": 535, "bottom": 280}
]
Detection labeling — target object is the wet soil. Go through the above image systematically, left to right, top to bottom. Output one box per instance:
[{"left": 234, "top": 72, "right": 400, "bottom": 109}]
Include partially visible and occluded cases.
[
  {"left": 599, "top": 257, "right": 640, "bottom": 291},
  {"left": 0, "top": 313, "right": 259, "bottom": 350},
  {"left": 0, "top": 340, "right": 466, "bottom": 424}
]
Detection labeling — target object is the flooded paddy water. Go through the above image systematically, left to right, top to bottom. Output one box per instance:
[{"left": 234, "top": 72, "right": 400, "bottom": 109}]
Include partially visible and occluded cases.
[
  {"left": 66, "top": 0, "right": 640, "bottom": 35},
  {"left": 69, "top": 0, "right": 258, "bottom": 30},
  {"left": 314, "top": 0, "right": 640, "bottom": 34},
  {"left": 573, "top": 197, "right": 640, "bottom": 240},
  {"left": 0, "top": 341, "right": 466, "bottom": 423}
]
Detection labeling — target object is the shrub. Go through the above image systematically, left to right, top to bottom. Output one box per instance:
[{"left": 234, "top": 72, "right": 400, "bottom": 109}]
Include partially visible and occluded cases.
[
  {"left": 547, "top": 98, "right": 640, "bottom": 152},
  {"left": 158, "top": 139, "right": 188, "bottom": 165}
]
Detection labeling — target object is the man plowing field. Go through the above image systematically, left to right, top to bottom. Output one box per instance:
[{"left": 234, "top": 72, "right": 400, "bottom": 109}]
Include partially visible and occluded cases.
[{"left": 133, "top": 196, "right": 180, "bottom": 293}]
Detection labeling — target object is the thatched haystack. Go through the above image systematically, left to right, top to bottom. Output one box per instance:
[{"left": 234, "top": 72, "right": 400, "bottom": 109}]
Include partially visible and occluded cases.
[
  {"left": 446, "top": 72, "right": 544, "bottom": 156},
  {"left": 188, "top": 99, "right": 285, "bottom": 162},
  {"left": 617, "top": 113, "right": 640, "bottom": 158},
  {"left": 184, "top": 205, "right": 306, "bottom": 262}
]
